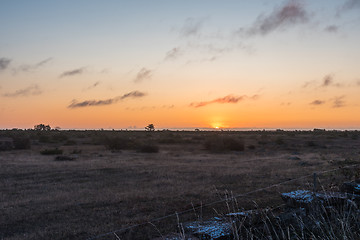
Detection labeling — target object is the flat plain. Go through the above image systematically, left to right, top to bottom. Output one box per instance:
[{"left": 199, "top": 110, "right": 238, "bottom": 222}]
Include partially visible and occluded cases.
[{"left": 1, "top": 130, "right": 360, "bottom": 239}]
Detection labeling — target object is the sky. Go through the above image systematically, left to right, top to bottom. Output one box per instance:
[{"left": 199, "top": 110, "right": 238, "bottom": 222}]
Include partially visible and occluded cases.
[{"left": 1, "top": 0, "right": 360, "bottom": 130}]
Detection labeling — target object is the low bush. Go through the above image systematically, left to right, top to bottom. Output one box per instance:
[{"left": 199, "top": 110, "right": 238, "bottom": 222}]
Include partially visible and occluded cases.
[
  {"left": 52, "top": 133, "right": 68, "bottom": 142},
  {"left": 38, "top": 134, "right": 51, "bottom": 143},
  {"left": 204, "top": 135, "right": 244, "bottom": 153},
  {"left": 13, "top": 137, "right": 31, "bottom": 149},
  {"left": 104, "top": 137, "right": 134, "bottom": 150},
  {"left": 275, "top": 137, "right": 284, "bottom": 145},
  {"left": 64, "top": 140, "right": 77, "bottom": 146},
  {"left": 307, "top": 141, "right": 317, "bottom": 147},
  {"left": 138, "top": 144, "right": 159, "bottom": 153},
  {"left": 248, "top": 145, "right": 256, "bottom": 150},
  {"left": 40, "top": 148, "right": 63, "bottom": 155},
  {"left": 71, "top": 149, "right": 82, "bottom": 154},
  {"left": 54, "top": 155, "right": 75, "bottom": 161}
]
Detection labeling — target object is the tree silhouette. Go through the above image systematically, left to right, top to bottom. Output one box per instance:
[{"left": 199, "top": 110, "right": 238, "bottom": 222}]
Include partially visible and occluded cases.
[
  {"left": 34, "top": 124, "right": 51, "bottom": 131},
  {"left": 145, "top": 124, "right": 155, "bottom": 131}
]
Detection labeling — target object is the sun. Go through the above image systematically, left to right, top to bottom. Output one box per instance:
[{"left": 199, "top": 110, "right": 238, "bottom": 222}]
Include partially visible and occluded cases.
[{"left": 211, "top": 122, "right": 223, "bottom": 129}]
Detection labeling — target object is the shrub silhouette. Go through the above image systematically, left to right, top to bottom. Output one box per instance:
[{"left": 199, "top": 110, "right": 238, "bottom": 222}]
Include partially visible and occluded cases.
[{"left": 145, "top": 124, "right": 155, "bottom": 131}]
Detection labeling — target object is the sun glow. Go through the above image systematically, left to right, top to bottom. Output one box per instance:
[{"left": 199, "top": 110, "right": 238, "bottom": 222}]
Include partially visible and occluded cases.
[{"left": 211, "top": 122, "right": 224, "bottom": 129}]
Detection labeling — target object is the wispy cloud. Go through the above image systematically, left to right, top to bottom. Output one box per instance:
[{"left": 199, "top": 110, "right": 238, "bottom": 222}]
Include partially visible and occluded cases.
[
  {"left": 240, "top": 0, "right": 309, "bottom": 37},
  {"left": 340, "top": 0, "right": 360, "bottom": 12},
  {"left": 180, "top": 18, "right": 203, "bottom": 37},
  {"left": 324, "top": 25, "right": 339, "bottom": 33},
  {"left": 164, "top": 47, "right": 182, "bottom": 61},
  {"left": 0, "top": 58, "right": 11, "bottom": 71},
  {"left": 13, "top": 58, "right": 52, "bottom": 74},
  {"left": 59, "top": 67, "right": 85, "bottom": 78},
  {"left": 134, "top": 68, "right": 152, "bottom": 83},
  {"left": 303, "top": 74, "right": 343, "bottom": 89},
  {"left": 321, "top": 74, "right": 343, "bottom": 88},
  {"left": 322, "top": 74, "right": 333, "bottom": 87},
  {"left": 302, "top": 80, "right": 317, "bottom": 88},
  {"left": 84, "top": 81, "right": 101, "bottom": 91},
  {"left": 2, "top": 85, "right": 42, "bottom": 97},
  {"left": 68, "top": 91, "right": 147, "bottom": 108},
  {"left": 190, "top": 94, "right": 259, "bottom": 108},
  {"left": 332, "top": 96, "right": 346, "bottom": 108},
  {"left": 310, "top": 100, "right": 325, "bottom": 105}
]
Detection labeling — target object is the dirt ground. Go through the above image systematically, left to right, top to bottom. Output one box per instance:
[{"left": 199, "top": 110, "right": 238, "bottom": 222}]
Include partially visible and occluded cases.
[{"left": 1, "top": 130, "right": 360, "bottom": 239}]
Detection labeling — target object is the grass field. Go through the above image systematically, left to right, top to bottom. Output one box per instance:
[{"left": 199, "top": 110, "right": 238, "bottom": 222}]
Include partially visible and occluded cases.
[{"left": 1, "top": 130, "right": 360, "bottom": 239}]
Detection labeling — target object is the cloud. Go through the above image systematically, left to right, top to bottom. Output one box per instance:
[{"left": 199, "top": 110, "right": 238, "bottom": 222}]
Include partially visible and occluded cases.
[
  {"left": 243, "top": 0, "right": 309, "bottom": 36},
  {"left": 341, "top": 0, "right": 360, "bottom": 11},
  {"left": 180, "top": 18, "right": 203, "bottom": 37},
  {"left": 324, "top": 25, "right": 339, "bottom": 33},
  {"left": 164, "top": 47, "right": 182, "bottom": 61},
  {"left": 0, "top": 58, "right": 11, "bottom": 71},
  {"left": 13, "top": 58, "right": 52, "bottom": 74},
  {"left": 36, "top": 58, "right": 52, "bottom": 67},
  {"left": 59, "top": 67, "right": 85, "bottom": 78},
  {"left": 134, "top": 68, "right": 152, "bottom": 83},
  {"left": 321, "top": 74, "right": 343, "bottom": 88},
  {"left": 322, "top": 74, "right": 333, "bottom": 87},
  {"left": 304, "top": 75, "right": 343, "bottom": 89},
  {"left": 302, "top": 80, "right": 317, "bottom": 88},
  {"left": 84, "top": 81, "right": 101, "bottom": 91},
  {"left": 2, "top": 85, "right": 42, "bottom": 97},
  {"left": 67, "top": 91, "right": 147, "bottom": 108},
  {"left": 190, "top": 94, "right": 259, "bottom": 108},
  {"left": 332, "top": 96, "right": 346, "bottom": 108},
  {"left": 310, "top": 100, "right": 325, "bottom": 105},
  {"left": 162, "top": 104, "right": 175, "bottom": 109}
]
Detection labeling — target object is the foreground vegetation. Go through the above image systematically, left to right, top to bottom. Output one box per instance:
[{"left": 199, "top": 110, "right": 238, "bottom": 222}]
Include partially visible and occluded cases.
[{"left": 0, "top": 129, "right": 360, "bottom": 239}]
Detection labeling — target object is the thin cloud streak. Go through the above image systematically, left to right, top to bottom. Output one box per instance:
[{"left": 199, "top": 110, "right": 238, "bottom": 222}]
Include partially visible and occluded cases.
[
  {"left": 241, "top": 0, "right": 309, "bottom": 36},
  {"left": 341, "top": 0, "right": 360, "bottom": 11},
  {"left": 180, "top": 18, "right": 203, "bottom": 37},
  {"left": 324, "top": 25, "right": 339, "bottom": 33},
  {"left": 164, "top": 47, "right": 182, "bottom": 61},
  {"left": 0, "top": 58, "right": 11, "bottom": 71},
  {"left": 14, "top": 58, "right": 52, "bottom": 74},
  {"left": 59, "top": 67, "right": 85, "bottom": 78},
  {"left": 134, "top": 68, "right": 152, "bottom": 83},
  {"left": 303, "top": 74, "right": 343, "bottom": 89},
  {"left": 321, "top": 74, "right": 343, "bottom": 88},
  {"left": 322, "top": 75, "right": 333, "bottom": 87},
  {"left": 84, "top": 81, "right": 101, "bottom": 91},
  {"left": 2, "top": 85, "right": 42, "bottom": 97},
  {"left": 68, "top": 91, "right": 147, "bottom": 108},
  {"left": 190, "top": 94, "right": 259, "bottom": 108},
  {"left": 332, "top": 96, "right": 346, "bottom": 108},
  {"left": 310, "top": 100, "right": 325, "bottom": 105}
]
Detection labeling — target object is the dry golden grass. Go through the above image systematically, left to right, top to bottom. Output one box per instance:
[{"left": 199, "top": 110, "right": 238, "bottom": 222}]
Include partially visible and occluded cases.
[{"left": 0, "top": 130, "right": 360, "bottom": 239}]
